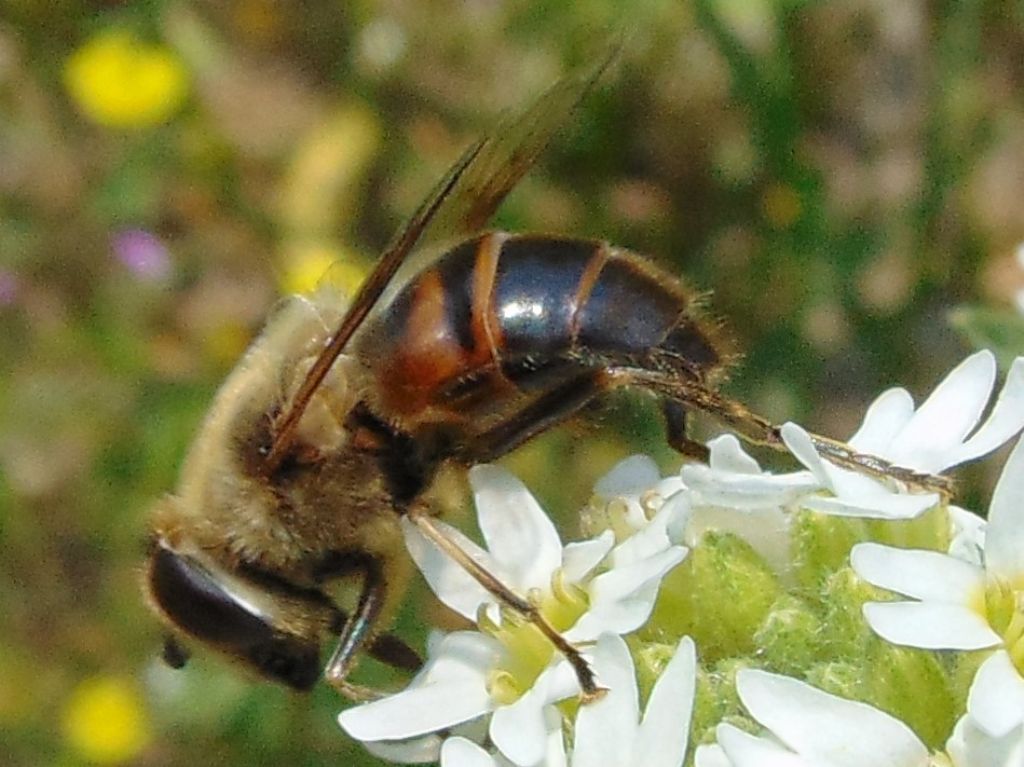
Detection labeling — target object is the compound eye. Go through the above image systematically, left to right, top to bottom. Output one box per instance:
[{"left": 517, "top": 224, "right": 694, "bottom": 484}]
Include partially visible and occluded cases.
[
  {"left": 147, "top": 546, "right": 322, "bottom": 690},
  {"left": 149, "top": 546, "right": 273, "bottom": 648}
]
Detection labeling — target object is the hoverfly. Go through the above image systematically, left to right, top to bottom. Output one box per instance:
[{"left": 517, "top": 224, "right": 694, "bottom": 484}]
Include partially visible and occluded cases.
[{"left": 144, "top": 48, "right": 949, "bottom": 702}]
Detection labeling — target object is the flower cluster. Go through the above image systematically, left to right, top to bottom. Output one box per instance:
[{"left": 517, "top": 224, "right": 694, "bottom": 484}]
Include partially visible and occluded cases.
[{"left": 339, "top": 350, "right": 1024, "bottom": 767}]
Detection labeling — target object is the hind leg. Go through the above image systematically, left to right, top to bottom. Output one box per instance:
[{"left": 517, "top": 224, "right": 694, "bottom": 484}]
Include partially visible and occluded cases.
[
  {"left": 608, "top": 366, "right": 952, "bottom": 497},
  {"left": 661, "top": 399, "right": 710, "bottom": 462}
]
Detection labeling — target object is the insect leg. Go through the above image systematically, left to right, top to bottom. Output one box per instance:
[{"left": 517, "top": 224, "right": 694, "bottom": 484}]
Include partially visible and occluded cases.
[
  {"left": 607, "top": 366, "right": 953, "bottom": 496},
  {"left": 461, "top": 374, "right": 603, "bottom": 462},
  {"left": 661, "top": 399, "right": 710, "bottom": 462},
  {"left": 406, "top": 506, "right": 606, "bottom": 703},
  {"left": 324, "top": 557, "right": 391, "bottom": 701}
]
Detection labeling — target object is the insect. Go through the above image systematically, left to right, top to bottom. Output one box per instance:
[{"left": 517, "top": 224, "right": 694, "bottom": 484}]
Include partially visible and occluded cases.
[{"left": 144, "top": 49, "right": 950, "bottom": 702}]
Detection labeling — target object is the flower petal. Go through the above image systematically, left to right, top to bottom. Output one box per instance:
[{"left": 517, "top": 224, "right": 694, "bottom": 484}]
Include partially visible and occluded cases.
[
  {"left": 887, "top": 351, "right": 996, "bottom": 472},
  {"left": 945, "top": 356, "right": 1024, "bottom": 469},
  {"left": 849, "top": 387, "right": 915, "bottom": 453},
  {"left": 781, "top": 423, "right": 886, "bottom": 500},
  {"left": 707, "top": 434, "right": 764, "bottom": 474},
  {"left": 983, "top": 434, "right": 1024, "bottom": 578},
  {"left": 594, "top": 455, "right": 662, "bottom": 497},
  {"left": 470, "top": 465, "right": 563, "bottom": 592},
  {"left": 802, "top": 492, "right": 939, "bottom": 520},
  {"left": 611, "top": 501, "right": 681, "bottom": 566},
  {"left": 947, "top": 505, "right": 987, "bottom": 566},
  {"left": 402, "top": 517, "right": 494, "bottom": 620},
  {"left": 561, "top": 532, "right": 615, "bottom": 583},
  {"left": 851, "top": 543, "right": 985, "bottom": 602},
  {"left": 565, "top": 546, "right": 686, "bottom": 641},
  {"left": 862, "top": 602, "right": 1001, "bottom": 650},
  {"left": 340, "top": 632, "right": 500, "bottom": 740},
  {"left": 572, "top": 634, "right": 639, "bottom": 767},
  {"left": 635, "top": 636, "right": 696, "bottom": 767},
  {"left": 967, "top": 651, "right": 1024, "bottom": 738},
  {"left": 489, "top": 660, "right": 577, "bottom": 767},
  {"left": 735, "top": 669, "right": 930, "bottom": 766},
  {"left": 340, "top": 678, "right": 493, "bottom": 741},
  {"left": 946, "top": 714, "right": 1024, "bottom": 767},
  {"left": 714, "top": 723, "right": 808, "bottom": 767},
  {"left": 365, "top": 733, "right": 446, "bottom": 764},
  {"left": 440, "top": 737, "right": 500, "bottom": 767},
  {"left": 693, "top": 743, "right": 737, "bottom": 767}
]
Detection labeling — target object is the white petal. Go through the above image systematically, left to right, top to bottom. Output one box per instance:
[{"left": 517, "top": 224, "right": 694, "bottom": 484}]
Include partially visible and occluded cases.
[
  {"left": 887, "top": 351, "right": 996, "bottom": 472},
  {"left": 945, "top": 356, "right": 1024, "bottom": 468},
  {"left": 849, "top": 387, "right": 915, "bottom": 453},
  {"left": 780, "top": 423, "right": 837, "bottom": 489},
  {"left": 708, "top": 434, "right": 764, "bottom": 474},
  {"left": 983, "top": 434, "right": 1024, "bottom": 578},
  {"left": 594, "top": 455, "right": 662, "bottom": 497},
  {"left": 470, "top": 465, "right": 563, "bottom": 592},
  {"left": 683, "top": 466, "right": 820, "bottom": 510},
  {"left": 802, "top": 492, "right": 939, "bottom": 520},
  {"left": 611, "top": 501, "right": 680, "bottom": 567},
  {"left": 685, "top": 504, "right": 791, "bottom": 577},
  {"left": 947, "top": 506, "right": 987, "bottom": 566},
  {"left": 402, "top": 517, "right": 494, "bottom": 620},
  {"left": 561, "top": 532, "right": 615, "bottom": 583},
  {"left": 851, "top": 543, "right": 985, "bottom": 602},
  {"left": 565, "top": 547, "right": 686, "bottom": 641},
  {"left": 566, "top": 582, "right": 660, "bottom": 642},
  {"left": 862, "top": 602, "right": 1001, "bottom": 650},
  {"left": 340, "top": 632, "right": 500, "bottom": 740},
  {"left": 572, "top": 634, "right": 639, "bottom": 767},
  {"left": 634, "top": 636, "right": 696, "bottom": 767},
  {"left": 967, "top": 651, "right": 1024, "bottom": 738},
  {"left": 490, "top": 660, "right": 577, "bottom": 766},
  {"left": 736, "top": 669, "right": 930, "bottom": 767},
  {"left": 340, "top": 679, "right": 493, "bottom": 740},
  {"left": 542, "top": 707, "right": 568, "bottom": 767},
  {"left": 946, "top": 714, "right": 1024, "bottom": 767},
  {"left": 715, "top": 723, "right": 808, "bottom": 767},
  {"left": 365, "top": 733, "right": 445, "bottom": 764},
  {"left": 440, "top": 737, "right": 498, "bottom": 767},
  {"left": 694, "top": 743, "right": 736, "bottom": 767}
]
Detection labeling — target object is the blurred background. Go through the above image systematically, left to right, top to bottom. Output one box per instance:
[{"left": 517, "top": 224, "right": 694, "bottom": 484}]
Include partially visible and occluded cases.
[{"left": 3, "top": 1, "right": 1024, "bottom": 764}]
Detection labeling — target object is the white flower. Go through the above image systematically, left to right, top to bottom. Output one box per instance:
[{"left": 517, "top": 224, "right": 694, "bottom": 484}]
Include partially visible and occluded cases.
[
  {"left": 783, "top": 351, "right": 1024, "bottom": 519},
  {"left": 852, "top": 433, "right": 1024, "bottom": 737},
  {"left": 678, "top": 435, "right": 813, "bottom": 576},
  {"left": 340, "top": 465, "right": 686, "bottom": 766},
  {"left": 438, "top": 633, "right": 698, "bottom": 767},
  {"left": 572, "top": 633, "right": 696, "bottom": 767},
  {"left": 696, "top": 669, "right": 1024, "bottom": 767},
  {"left": 701, "top": 669, "right": 930, "bottom": 767},
  {"left": 946, "top": 713, "right": 1024, "bottom": 767}
]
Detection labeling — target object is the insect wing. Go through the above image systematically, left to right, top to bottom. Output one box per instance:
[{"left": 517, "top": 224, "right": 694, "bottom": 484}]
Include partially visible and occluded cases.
[{"left": 416, "top": 45, "right": 618, "bottom": 250}]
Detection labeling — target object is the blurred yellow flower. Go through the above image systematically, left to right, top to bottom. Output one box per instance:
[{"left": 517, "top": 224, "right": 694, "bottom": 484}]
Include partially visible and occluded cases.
[
  {"left": 64, "top": 30, "right": 189, "bottom": 128},
  {"left": 279, "top": 241, "right": 368, "bottom": 297},
  {"left": 62, "top": 675, "right": 151, "bottom": 764}
]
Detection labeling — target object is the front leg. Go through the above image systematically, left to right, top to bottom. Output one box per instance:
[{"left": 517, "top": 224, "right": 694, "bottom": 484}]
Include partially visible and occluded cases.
[
  {"left": 406, "top": 505, "right": 606, "bottom": 703},
  {"left": 323, "top": 555, "right": 402, "bottom": 702}
]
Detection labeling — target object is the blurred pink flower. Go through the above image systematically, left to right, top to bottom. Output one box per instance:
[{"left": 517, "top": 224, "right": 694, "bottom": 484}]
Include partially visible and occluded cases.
[
  {"left": 111, "top": 229, "right": 171, "bottom": 281},
  {"left": 0, "top": 269, "right": 20, "bottom": 305}
]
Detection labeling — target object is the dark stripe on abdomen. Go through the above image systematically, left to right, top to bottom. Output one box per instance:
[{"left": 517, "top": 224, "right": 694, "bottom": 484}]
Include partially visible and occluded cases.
[{"left": 575, "top": 252, "right": 687, "bottom": 353}]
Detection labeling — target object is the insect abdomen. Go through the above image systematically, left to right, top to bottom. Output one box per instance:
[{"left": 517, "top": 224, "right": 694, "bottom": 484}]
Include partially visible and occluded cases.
[{"left": 358, "top": 232, "right": 723, "bottom": 415}]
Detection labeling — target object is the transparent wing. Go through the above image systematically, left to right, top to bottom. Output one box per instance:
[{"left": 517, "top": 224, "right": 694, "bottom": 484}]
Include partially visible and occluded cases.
[{"left": 263, "top": 45, "right": 618, "bottom": 473}]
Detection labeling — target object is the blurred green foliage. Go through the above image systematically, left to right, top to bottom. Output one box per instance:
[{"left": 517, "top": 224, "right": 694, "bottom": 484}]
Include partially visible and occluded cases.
[{"left": 2, "top": 1, "right": 1024, "bottom": 765}]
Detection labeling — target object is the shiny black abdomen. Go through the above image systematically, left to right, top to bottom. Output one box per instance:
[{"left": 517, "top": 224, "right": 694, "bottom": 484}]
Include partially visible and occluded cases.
[{"left": 356, "top": 232, "right": 723, "bottom": 416}]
